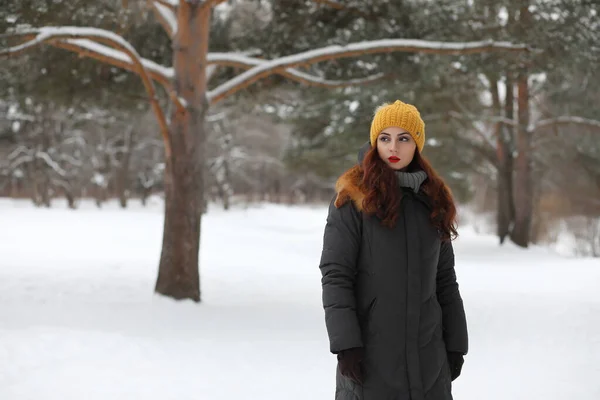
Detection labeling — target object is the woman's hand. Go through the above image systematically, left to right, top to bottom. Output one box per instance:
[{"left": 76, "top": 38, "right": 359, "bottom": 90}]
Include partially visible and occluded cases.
[
  {"left": 337, "top": 347, "right": 364, "bottom": 384},
  {"left": 447, "top": 352, "right": 465, "bottom": 381}
]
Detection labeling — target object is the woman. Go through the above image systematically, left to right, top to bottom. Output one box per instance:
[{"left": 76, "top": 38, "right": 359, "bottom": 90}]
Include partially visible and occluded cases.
[{"left": 319, "top": 100, "right": 468, "bottom": 400}]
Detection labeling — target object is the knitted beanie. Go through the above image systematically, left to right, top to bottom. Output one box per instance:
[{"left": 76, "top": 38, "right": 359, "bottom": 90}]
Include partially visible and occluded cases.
[{"left": 369, "top": 100, "right": 426, "bottom": 152}]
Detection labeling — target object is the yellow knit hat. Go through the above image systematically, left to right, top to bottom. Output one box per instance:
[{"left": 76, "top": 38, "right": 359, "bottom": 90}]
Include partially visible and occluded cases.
[{"left": 369, "top": 100, "right": 426, "bottom": 152}]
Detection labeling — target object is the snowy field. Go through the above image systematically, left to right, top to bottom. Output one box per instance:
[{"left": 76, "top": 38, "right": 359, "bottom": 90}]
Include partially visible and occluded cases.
[{"left": 1, "top": 197, "right": 599, "bottom": 400}]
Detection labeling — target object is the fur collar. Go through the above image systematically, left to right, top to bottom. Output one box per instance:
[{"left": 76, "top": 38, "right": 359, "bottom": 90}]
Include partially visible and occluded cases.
[
  {"left": 334, "top": 165, "right": 365, "bottom": 211},
  {"left": 334, "top": 165, "right": 432, "bottom": 211}
]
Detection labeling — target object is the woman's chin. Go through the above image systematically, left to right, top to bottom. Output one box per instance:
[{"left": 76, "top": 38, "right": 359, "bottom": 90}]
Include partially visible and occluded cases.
[{"left": 387, "top": 162, "right": 407, "bottom": 171}]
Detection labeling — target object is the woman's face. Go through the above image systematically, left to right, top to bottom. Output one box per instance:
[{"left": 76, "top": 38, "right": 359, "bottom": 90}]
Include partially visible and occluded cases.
[{"left": 376, "top": 127, "right": 417, "bottom": 171}]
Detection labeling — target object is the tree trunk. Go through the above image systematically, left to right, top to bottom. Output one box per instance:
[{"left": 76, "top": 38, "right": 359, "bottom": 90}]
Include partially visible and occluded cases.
[
  {"left": 510, "top": 3, "right": 533, "bottom": 248},
  {"left": 154, "top": 4, "right": 210, "bottom": 302},
  {"left": 511, "top": 70, "right": 532, "bottom": 247},
  {"left": 497, "top": 73, "right": 516, "bottom": 244},
  {"left": 115, "top": 128, "right": 135, "bottom": 209},
  {"left": 154, "top": 144, "right": 203, "bottom": 301},
  {"left": 221, "top": 158, "right": 231, "bottom": 210},
  {"left": 64, "top": 183, "right": 77, "bottom": 209},
  {"left": 141, "top": 188, "right": 150, "bottom": 206}
]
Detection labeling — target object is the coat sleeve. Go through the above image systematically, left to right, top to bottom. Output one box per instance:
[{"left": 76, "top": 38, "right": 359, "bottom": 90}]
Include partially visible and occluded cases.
[
  {"left": 319, "top": 198, "right": 363, "bottom": 354},
  {"left": 436, "top": 240, "right": 469, "bottom": 355}
]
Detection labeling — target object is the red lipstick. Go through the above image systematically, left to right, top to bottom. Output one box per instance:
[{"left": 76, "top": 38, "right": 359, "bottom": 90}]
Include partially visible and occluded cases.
[{"left": 388, "top": 156, "right": 400, "bottom": 163}]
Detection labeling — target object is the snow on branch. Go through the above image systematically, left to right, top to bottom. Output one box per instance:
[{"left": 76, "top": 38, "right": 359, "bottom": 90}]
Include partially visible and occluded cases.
[
  {"left": 155, "top": 0, "right": 179, "bottom": 8},
  {"left": 206, "top": 0, "right": 228, "bottom": 6},
  {"left": 150, "top": 1, "right": 178, "bottom": 37},
  {"left": 1, "top": 26, "right": 172, "bottom": 157},
  {"left": 1, "top": 27, "right": 139, "bottom": 58},
  {"left": 208, "top": 38, "right": 529, "bottom": 104},
  {"left": 56, "top": 39, "right": 185, "bottom": 111},
  {"left": 58, "top": 39, "right": 173, "bottom": 85},
  {"left": 208, "top": 52, "right": 385, "bottom": 90},
  {"left": 284, "top": 69, "right": 385, "bottom": 87},
  {"left": 531, "top": 116, "right": 600, "bottom": 133},
  {"left": 7, "top": 145, "right": 30, "bottom": 161},
  {"left": 6, "top": 147, "right": 68, "bottom": 177},
  {"left": 37, "top": 151, "right": 68, "bottom": 177},
  {"left": 9, "top": 154, "right": 33, "bottom": 170},
  {"left": 59, "top": 154, "right": 84, "bottom": 168}
]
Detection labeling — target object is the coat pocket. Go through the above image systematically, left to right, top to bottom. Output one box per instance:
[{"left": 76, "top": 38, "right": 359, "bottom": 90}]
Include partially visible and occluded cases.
[{"left": 358, "top": 297, "right": 378, "bottom": 338}]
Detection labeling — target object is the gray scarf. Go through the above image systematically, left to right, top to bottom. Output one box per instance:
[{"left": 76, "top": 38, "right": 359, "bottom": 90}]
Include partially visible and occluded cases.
[{"left": 396, "top": 170, "right": 427, "bottom": 193}]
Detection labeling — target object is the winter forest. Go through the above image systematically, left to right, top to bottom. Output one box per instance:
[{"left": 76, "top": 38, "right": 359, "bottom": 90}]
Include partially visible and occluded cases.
[{"left": 1, "top": 1, "right": 599, "bottom": 399}]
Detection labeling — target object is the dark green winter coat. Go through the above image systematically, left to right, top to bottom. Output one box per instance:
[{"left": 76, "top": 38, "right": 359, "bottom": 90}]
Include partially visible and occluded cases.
[{"left": 319, "top": 164, "right": 468, "bottom": 400}]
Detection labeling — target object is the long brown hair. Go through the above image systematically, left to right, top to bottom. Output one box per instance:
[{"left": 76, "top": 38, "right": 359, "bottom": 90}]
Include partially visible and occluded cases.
[{"left": 361, "top": 146, "right": 458, "bottom": 241}]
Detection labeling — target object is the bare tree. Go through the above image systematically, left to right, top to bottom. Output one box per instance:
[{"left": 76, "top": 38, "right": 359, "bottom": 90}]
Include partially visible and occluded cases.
[{"left": 1, "top": 1, "right": 528, "bottom": 302}]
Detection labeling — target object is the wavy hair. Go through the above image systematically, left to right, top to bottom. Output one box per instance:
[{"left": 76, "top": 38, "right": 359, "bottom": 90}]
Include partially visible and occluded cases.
[{"left": 361, "top": 146, "right": 458, "bottom": 241}]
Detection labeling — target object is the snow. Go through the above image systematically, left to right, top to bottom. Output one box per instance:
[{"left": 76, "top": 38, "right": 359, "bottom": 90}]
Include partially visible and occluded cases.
[
  {"left": 156, "top": 0, "right": 179, "bottom": 6},
  {"left": 152, "top": 2, "right": 178, "bottom": 35},
  {"left": 498, "top": 7, "right": 509, "bottom": 26},
  {"left": 4, "top": 27, "right": 173, "bottom": 81},
  {"left": 9, "top": 27, "right": 138, "bottom": 57},
  {"left": 64, "top": 39, "right": 174, "bottom": 79},
  {"left": 208, "top": 39, "right": 527, "bottom": 101},
  {"left": 207, "top": 53, "right": 382, "bottom": 87},
  {"left": 285, "top": 69, "right": 383, "bottom": 86},
  {"left": 348, "top": 100, "right": 360, "bottom": 112},
  {"left": 532, "top": 116, "right": 600, "bottom": 132},
  {"left": 11, "top": 121, "right": 21, "bottom": 132},
  {"left": 5, "top": 148, "right": 68, "bottom": 177},
  {"left": 35, "top": 151, "right": 68, "bottom": 177},
  {"left": 0, "top": 199, "right": 599, "bottom": 400}
]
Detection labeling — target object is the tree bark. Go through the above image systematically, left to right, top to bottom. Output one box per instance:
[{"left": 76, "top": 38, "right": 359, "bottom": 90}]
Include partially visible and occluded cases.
[
  {"left": 154, "top": 3, "right": 210, "bottom": 302},
  {"left": 511, "top": 3, "right": 533, "bottom": 247},
  {"left": 511, "top": 70, "right": 532, "bottom": 247},
  {"left": 496, "top": 73, "right": 516, "bottom": 244},
  {"left": 115, "top": 128, "right": 135, "bottom": 208}
]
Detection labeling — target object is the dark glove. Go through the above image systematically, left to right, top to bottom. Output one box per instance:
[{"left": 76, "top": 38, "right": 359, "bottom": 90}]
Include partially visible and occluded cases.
[
  {"left": 337, "top": 347, "right": 364, "bottom": 384},
  {"left": 447, "top": 352, "right": 464, "bottom": 381}
]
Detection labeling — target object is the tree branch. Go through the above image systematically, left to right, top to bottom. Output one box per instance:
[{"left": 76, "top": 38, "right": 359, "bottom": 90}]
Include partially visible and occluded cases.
[
  {"left": 149, "top": 0, "right": 178, "bottom": 37},
  {"left": 155, "top": 0, "right": 178, "bottom": 9},
  {"left": 1, "top": 27, "right": 173, "bottom": 157},
  {"left": 208, "top": 38, "right": 529, "bottom": 104},
  {"left": 54, "top": 39, "right": 173, "bottom": 86},
  {"left": 54, "top": 39, "right": 191, "bottom": 111},
  {"left": 208, "top": 52, "right": 385, "bottom": 89},
  {"left": 531, "top": 116, "right": 600, "bottom": 133}
]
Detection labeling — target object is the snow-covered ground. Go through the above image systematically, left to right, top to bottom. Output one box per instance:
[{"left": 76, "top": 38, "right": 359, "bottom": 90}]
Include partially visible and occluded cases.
[{"left": 1, "top": 198, "right": 599, "bottom": 400}]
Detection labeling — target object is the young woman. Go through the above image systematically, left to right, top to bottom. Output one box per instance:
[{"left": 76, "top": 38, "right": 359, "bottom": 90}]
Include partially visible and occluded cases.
[{"left": 319, "top": 100, "right": 468, "bottom": 400}]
